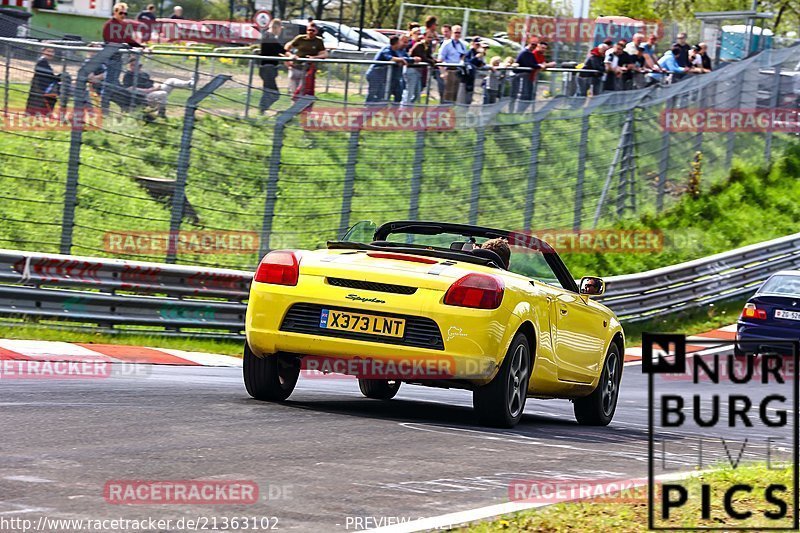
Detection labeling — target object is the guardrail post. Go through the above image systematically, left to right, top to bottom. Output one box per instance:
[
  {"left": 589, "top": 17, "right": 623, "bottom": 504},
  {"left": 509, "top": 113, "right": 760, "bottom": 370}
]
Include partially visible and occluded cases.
[
  {"left": 60, "top": 45, "right": 121, "bottom": 255},
  {"left": 244, "top": 58, "right": 254, "bottom": 118},
  {"left": 764, "top": 65, "right": 781, "bottom": 162},
  {"left": 165, "top": 75, "right": 231, "bottom": 264},
  {"left": 259, "top": 96, "right": 315, "bottom": 256},
  {"left": 656, "top": 96, "right": 673, "bottom": 212},
  {"left": 573, "top": 112, "right": 590, "bottom": 230},
  {"left": 523, "top": 119, "right": 542, "bottom": 232},
  {"left": 469, "top": 126, "right": 486, "bottom": 226},
  {"left": 338, "top": 129, "right": 361, "bottom": 238},
  {"left": 408, "top": 130, "right": 425, "bottom": 221}
]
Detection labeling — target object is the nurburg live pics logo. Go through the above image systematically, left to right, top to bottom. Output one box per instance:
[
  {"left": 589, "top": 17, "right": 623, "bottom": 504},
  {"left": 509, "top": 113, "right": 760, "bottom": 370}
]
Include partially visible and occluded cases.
[{"left": 644, "top": 333, "right": 800, "bottom": 530}]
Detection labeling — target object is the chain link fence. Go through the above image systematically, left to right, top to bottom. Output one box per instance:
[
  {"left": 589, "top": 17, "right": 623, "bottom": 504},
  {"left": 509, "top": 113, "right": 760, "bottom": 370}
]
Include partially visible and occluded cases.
[{"left": 0, "top": 37, "right": 798, "bottom": 272}]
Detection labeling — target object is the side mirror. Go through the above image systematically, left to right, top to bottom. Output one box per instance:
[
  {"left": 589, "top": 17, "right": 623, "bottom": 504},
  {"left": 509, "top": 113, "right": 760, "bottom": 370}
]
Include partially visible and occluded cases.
[{"left": 579, "top": 276, "right": 605, "bottom": 296}]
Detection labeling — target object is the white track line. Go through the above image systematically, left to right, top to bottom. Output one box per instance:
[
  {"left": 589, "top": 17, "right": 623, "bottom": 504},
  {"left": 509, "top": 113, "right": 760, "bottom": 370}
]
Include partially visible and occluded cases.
[
  {"left": 157, "top": 348, "right": 242, "bottom": 367},
  {"left": 364, "top": 469, "right": 709, "bottom": 532}
]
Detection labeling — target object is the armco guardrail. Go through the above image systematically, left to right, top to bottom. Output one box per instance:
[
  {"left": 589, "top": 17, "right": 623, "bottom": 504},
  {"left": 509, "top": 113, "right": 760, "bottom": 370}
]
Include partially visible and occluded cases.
[{"left": 0, "top": 233, "right": 799, "bottom": 338}]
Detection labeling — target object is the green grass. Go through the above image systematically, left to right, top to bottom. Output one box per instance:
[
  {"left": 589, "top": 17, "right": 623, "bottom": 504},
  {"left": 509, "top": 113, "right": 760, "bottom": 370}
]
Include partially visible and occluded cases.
[
  {"left": 621, "top": 297, "right": 745, "bottom": 348},
  {"left": 459, "top": 462, "right": 795, "bottom": 532}
]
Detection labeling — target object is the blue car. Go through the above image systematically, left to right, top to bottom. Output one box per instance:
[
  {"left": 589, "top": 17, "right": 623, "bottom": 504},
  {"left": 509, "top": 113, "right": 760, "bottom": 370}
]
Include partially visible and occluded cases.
[{"left": 737, "top": 270, "right": 800, "bottom": 355}]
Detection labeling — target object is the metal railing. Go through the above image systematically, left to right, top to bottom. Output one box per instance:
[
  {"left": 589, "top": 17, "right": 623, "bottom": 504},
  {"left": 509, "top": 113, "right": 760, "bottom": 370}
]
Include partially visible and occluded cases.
[{"left": 1, "top": 232, "right": 798, "bottom": 338}]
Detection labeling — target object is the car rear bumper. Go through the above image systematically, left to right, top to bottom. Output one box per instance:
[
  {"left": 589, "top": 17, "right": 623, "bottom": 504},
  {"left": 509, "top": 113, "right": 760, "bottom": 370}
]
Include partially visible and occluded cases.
[
  {"left": 245, "top": 277, "right": 511, "bottom": 381},
  {"left": 736, "top": 321, "right": 800, "bottom": 353}
]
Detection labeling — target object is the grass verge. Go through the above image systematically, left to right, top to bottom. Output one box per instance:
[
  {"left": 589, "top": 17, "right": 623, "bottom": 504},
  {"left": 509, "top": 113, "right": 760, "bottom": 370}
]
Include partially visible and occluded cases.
[{"left": 458, "top": 462, "right": 795, "bottom": 532}]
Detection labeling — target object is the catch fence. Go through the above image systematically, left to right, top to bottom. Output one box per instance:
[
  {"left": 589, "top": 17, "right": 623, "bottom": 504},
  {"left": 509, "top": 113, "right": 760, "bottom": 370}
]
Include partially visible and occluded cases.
[{"left": 0, "top": 37, "right": 798, "bottom": 273}]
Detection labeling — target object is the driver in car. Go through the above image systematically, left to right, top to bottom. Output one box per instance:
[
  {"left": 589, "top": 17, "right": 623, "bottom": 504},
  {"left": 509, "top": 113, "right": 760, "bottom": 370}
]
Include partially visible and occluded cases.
[{"left": 480, "top": 238, "right": 511, "bottom": 269}]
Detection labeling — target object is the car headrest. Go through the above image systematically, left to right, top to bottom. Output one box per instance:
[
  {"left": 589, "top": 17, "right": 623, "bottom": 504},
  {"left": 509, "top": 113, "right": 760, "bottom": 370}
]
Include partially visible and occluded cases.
[{"left": 471, "top": 248, "right": 506, "bottom": 269}]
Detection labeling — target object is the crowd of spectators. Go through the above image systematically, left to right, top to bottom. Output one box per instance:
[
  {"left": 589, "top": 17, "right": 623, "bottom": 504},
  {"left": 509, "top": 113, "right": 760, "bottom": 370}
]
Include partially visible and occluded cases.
[
  {"left": 23, "top": 5, "right": 715, "bottom": 118},
  {"left": 577, "top": 31, "right": 712, "bottom": 96}
]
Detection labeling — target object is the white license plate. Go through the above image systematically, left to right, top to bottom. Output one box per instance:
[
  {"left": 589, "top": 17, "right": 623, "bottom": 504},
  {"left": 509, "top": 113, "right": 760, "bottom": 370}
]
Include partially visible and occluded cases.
[{"left": 775, "top": 309, "right": 800, "bottom": 321}]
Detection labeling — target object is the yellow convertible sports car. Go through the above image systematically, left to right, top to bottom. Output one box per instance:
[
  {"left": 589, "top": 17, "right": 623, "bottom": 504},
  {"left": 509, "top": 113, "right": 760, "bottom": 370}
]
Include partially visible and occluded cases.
[{"left": 244, "top": 221, "right": 624, "bottom": 428}]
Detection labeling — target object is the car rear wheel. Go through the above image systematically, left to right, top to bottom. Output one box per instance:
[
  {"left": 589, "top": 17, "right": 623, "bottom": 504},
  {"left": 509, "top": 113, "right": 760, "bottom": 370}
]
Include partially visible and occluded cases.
[
  {"left": 473, "top": 333, "right": 531, "bottom": 428},
  {"left": 574, "top": 343, "right": 621, "bottom": 426},
  {"left": 243, "top": 344, "right": 300, "bottom": 401},
  {"left": 358, "top": 379, "right": 401, "bottom": 400}
]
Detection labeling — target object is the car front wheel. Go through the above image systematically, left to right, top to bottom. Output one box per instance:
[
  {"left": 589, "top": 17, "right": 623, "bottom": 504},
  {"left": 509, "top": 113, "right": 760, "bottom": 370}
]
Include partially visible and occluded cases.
[
  {"left": 573, "top": 343, "right": 622, "bottom": 426},
  {"left": 243, "top": 344, "right": 300, "bottom": 401}
]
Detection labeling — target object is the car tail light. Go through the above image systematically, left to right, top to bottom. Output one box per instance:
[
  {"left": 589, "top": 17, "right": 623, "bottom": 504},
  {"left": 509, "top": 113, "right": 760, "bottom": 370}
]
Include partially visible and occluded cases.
[
  {"left": 254, "top": 250, "right": 301, "bottom": 286},
  {"left": 444, "top": 273, "right": 504, "bottom": 309},
  {"left": 741, "top": 302, "right": 767, "bottom": 320}
]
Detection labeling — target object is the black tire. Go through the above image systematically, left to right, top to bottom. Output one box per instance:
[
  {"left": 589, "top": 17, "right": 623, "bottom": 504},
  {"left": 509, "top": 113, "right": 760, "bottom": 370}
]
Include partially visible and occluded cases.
[
  {"left": 473, "top": 332, "right": 531, "bottom": 428},
  {"left": 574, "top": 343, "right": 622, "bottom": 426},
  {"left": 243, "top": 344, "right": 300, "bottom": 402},
  {"left": 358, "top": 379, "right": 401, "bottom": 400}
]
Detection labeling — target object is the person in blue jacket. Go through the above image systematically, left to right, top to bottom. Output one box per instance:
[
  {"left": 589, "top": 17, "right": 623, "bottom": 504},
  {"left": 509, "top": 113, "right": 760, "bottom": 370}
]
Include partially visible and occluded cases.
[{"left": 366, "top": 36, "right": 414, "bottom": 103}]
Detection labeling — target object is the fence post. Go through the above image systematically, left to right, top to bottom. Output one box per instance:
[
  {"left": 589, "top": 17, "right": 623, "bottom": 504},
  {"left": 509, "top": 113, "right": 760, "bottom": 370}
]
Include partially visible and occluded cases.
[
  {"left": 4, "top": 44, "right": 11, "bottom": 117},
  {"left": 59, "top": 45, "right": 121, "bottom": 255},
  {"left": 191, "top": 56, "right": 200, "bottom": 96},
  {"left": 244, "top": 58, "right": 254, "bottom": 118},
  {"left": 343, "top": 63, "right": 350, "bottom": 103},
  {"left": 765, "top": 65, "right": 781, "bottom": 162},
  {"left": 384, "top": 66, "right": 393, "bottom": 102},
  {"left": 725, "top": 71, "right": 745, "bottom": 170},
  {"left": 165, "top": 75, "right": 231, "bottom": 264},
  {"left": 693, "top": 86, "right": 705, "bottom": 155},
  {"left": 259, "top": 96, "right": 315, "bottom": 256},
  {"left": 656, "top": 97, "right": 673, "bottom": 212},
  {"left": 594, "top": 111, "right": 632, "bottom": 228},
  {"left": 573, "top": 112, "right": 590, "bottom": 230},
  {"left": 523, "top": 120, "right": 542, "bottom": 232},
  {"left": 469, "top": 126, "right": 487, "bottom": 226},
  {"left": 337, "top": 129, "right": 361, "bottom": 237},
  {"left": 408, "top": 130, "right": 425, "bottom": 221}
]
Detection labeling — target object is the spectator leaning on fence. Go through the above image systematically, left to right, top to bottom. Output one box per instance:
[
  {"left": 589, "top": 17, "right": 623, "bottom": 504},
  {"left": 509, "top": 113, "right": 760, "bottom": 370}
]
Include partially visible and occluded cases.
[
  {"left": 170, "top": 6, "right": 184, "bottom": 19},
  {"left": 259, "top": 18, "right": 285, "bottom": 113},
  {"left": 285, "top": 22, "right": 327, "bottom": 98},
  {"left": 438, "top": 24, "right": 467, "bottom": 103},
  {"left": 404, "top": 30, "right": 436, "bottom": 105},
  {"left": 673, "top": 32, "right": 690, "bottom": 68},
  {"left": 624, "top": 33, "right": 644, "bottom": 56},
  {"left": 642, "top": 34, "right": 661, "bottom": 72},
  {"left": 366, "top": 36, "right": 409, "bottom": 103},
  {"left": 461, "top": 38, "right": 487, "bottom": 105},
  {"left": 604, "top": 40, "right": 626, "bottom": 91},
  {"left": 577, "top": 42, "right": 607, "bottom": 96},
  {"left": 698, "top": 42, "right": 712, "bottom": 71},
  {"left": 25, "top": 47, "right": 59, "bottom": 116},
  {"left": 484, "top": 56, "right": 503, "bottom": 104}
]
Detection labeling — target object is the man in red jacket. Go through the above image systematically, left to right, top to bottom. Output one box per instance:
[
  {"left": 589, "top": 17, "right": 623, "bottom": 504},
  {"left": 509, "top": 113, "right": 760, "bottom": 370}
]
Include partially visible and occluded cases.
[{"left": 101, "top": 3, "right": 146, "bottom": 113}]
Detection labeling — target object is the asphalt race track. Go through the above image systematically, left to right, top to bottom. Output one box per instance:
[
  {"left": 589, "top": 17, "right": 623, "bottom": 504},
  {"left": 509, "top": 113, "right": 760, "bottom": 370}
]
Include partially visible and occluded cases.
[{"left": 1, "top": 348, "right": 795, "bottom": 532}]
